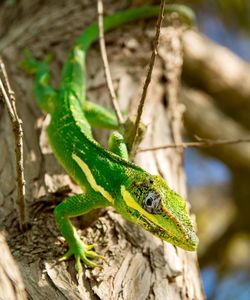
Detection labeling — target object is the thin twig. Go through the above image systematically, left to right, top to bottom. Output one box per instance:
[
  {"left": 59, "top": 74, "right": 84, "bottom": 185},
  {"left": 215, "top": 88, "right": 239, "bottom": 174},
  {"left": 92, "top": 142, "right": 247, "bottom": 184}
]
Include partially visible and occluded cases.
[
  {"left": 97, "top": 0, "right": 124, "bottom": 125},
  {"left": 129, "top": 0, "right": 166, "bottom": 153},
  {"left": 0, "top": 57, "right": 27, "bottom": 231},
  {"left": 139, "top": 138, "right": 250, "bottom": 152}
]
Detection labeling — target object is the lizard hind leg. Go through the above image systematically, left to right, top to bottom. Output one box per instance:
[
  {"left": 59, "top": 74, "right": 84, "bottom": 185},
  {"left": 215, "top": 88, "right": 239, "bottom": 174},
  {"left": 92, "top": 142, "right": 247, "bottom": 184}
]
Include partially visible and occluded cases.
[{"left": 21, "top": 50, "right": 58, "bottom": 113}]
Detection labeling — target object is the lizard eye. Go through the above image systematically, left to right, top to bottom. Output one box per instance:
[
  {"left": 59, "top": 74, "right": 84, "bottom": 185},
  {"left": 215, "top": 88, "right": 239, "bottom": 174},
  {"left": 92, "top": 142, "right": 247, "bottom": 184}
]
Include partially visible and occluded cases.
[{"left": 142, "top": 191, "right": 162, "bottom": 214}]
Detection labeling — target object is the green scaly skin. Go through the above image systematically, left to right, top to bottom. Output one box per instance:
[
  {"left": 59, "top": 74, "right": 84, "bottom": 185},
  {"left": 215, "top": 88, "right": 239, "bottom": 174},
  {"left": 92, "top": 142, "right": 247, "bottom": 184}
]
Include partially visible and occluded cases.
[{"left": 22, "top": 5, "right": 198, "bottom": 274}]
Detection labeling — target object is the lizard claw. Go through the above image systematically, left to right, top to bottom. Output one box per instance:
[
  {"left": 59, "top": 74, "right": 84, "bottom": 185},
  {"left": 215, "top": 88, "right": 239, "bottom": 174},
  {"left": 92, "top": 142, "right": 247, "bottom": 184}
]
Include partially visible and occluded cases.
[
  {"left": 59, "top": 240, "right": 104, "bottom": 273},
  {"left": 85, "top": 243, "right": 97, "bottom": 251},
  {"left": 58, "top": 248, "right": 74, "bottom": 262}
]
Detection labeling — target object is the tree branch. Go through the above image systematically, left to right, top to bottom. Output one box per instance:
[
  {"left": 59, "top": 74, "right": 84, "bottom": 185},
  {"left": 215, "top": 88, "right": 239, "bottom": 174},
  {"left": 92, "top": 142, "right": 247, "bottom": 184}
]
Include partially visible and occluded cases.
[
  {"left": 128, "top": 0, "right": 166, "bottom": 155},
  {"left": 182, "top": 30, "right": 250, "bottom": 130},
  {"left": 0, "top": 57, "right": 27, "bottom": 231},
  {"left": 181, "top": 86, "right": 250, "bottom": 171},
  {"left": 139, "top": 137, "right": 250, "bottom": 152}
]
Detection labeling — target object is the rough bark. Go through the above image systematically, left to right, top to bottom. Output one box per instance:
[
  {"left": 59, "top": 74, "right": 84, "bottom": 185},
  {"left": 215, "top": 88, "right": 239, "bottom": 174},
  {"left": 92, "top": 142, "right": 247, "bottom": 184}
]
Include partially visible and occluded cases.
[
  {"left": 0, "top": 1, "right": 203, "bottom": 299},
  {"left": 0, "top": 232, "right": 27, "bottom": 300}
]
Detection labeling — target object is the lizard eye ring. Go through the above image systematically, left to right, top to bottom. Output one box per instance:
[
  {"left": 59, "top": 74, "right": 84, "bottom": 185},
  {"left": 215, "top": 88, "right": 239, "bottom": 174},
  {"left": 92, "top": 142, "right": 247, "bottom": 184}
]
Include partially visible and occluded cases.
[{"left": 142, "top": 191, "right": 162, "bottom": 214}]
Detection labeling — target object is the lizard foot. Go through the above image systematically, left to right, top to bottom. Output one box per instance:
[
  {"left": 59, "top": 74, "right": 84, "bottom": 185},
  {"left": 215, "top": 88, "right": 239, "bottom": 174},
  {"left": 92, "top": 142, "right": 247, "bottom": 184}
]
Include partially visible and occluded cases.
[
  {"left": 21, "top": 49, "right": 53, "bottom": 75},
  {"left": 59, "top": 240, "right": 104, "bottom": 273}
]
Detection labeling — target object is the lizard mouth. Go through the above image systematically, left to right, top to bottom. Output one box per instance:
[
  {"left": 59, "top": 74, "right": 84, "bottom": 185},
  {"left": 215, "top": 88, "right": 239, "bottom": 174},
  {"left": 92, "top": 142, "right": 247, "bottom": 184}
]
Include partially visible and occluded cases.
[{"left": 139, "top": 215, "right": 198, "bottom": 251}]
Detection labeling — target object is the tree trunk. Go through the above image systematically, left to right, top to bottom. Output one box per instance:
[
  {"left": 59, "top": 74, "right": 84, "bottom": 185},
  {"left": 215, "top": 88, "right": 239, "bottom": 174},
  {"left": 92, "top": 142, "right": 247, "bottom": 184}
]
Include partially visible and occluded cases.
[
  {"left": 0, "top": 1, "right": 204, "bottom": 299},
  {"left": 0, "top": 232, "right": 27, "bottom": 300}
]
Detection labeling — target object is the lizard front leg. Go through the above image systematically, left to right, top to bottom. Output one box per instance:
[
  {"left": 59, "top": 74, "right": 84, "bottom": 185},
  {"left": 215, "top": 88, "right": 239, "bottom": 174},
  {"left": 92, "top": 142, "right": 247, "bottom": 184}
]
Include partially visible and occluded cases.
[
  {"left": 84, "top": 101, "right": 120, "bottom": 130},
  {"left": 108, "top": 131, "right": 129, "bottom": 160},
  {"left": 54, "top": 190, "right": 110, "bottom": 273}
]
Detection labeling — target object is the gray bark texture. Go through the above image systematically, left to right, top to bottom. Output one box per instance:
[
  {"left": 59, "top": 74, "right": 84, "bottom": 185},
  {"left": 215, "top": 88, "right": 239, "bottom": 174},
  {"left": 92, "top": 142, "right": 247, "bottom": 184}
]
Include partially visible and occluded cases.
[
  {"left": 0, "top": 1, "right": 204, "bottom": 299},
  {"left": 0, "top": 232, "right": 27, "bottom": 300}
]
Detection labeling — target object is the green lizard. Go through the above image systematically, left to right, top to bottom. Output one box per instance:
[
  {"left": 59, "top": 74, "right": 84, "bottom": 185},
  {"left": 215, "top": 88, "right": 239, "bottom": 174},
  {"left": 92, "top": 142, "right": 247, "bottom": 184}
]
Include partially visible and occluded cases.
[{"left": 22, "top": 5, "right": 198, "bottom": 273}]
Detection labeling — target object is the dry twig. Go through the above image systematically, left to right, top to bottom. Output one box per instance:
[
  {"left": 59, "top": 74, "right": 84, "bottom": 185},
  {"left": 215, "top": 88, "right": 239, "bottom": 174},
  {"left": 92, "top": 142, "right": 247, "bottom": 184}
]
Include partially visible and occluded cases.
[
  {"left": 97, "top": 0, "right": 124, "bottom": 125},
  {"left": 128, "top": 0, "right": 166, "bottom": 153},
  {"left": 0, "top": 57, "right": 27, "bottom": 231},
  {"left": 139, "top": 137, "right": 250, "bottom": 152}
]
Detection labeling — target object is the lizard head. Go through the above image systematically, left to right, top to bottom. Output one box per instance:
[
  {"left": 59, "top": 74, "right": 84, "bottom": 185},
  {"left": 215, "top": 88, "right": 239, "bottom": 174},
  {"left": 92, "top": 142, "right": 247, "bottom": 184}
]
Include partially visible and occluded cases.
[{"left": 119, "top": 173, "right": 198, "bottom": 251}]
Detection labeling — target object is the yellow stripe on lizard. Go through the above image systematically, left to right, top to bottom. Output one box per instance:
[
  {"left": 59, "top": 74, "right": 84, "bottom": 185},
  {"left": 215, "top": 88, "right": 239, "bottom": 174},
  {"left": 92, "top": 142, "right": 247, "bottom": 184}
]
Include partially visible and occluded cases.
[
  {"left": 72, "top": 153, "right": 114, "bottom": 204},
  {"left": 121, "top": 185, "right": 190, "bottom": 240}
]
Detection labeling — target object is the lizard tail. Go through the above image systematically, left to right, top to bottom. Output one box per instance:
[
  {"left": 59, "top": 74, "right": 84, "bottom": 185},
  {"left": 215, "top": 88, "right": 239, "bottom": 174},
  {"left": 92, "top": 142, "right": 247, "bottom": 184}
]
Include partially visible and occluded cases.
[
  {"left": 60, "top": 5, "right": 195, "bottom": 105},
  {"left": 75, "top": 5, "right": 195, "bottom": 52}
]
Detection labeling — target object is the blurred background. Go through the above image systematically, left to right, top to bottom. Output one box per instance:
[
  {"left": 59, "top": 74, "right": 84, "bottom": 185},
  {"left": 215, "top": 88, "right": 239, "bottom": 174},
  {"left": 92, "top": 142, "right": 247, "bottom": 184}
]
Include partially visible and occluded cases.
[{"left": 179, "top": 0, "right": 250, "bottom": 299}]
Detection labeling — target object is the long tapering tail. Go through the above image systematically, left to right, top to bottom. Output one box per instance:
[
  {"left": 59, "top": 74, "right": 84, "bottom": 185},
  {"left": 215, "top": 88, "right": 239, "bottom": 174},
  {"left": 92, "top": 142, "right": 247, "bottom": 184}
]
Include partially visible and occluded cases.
[{"left": 60, "top": 5, "right": 195, "bottom": 104}]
